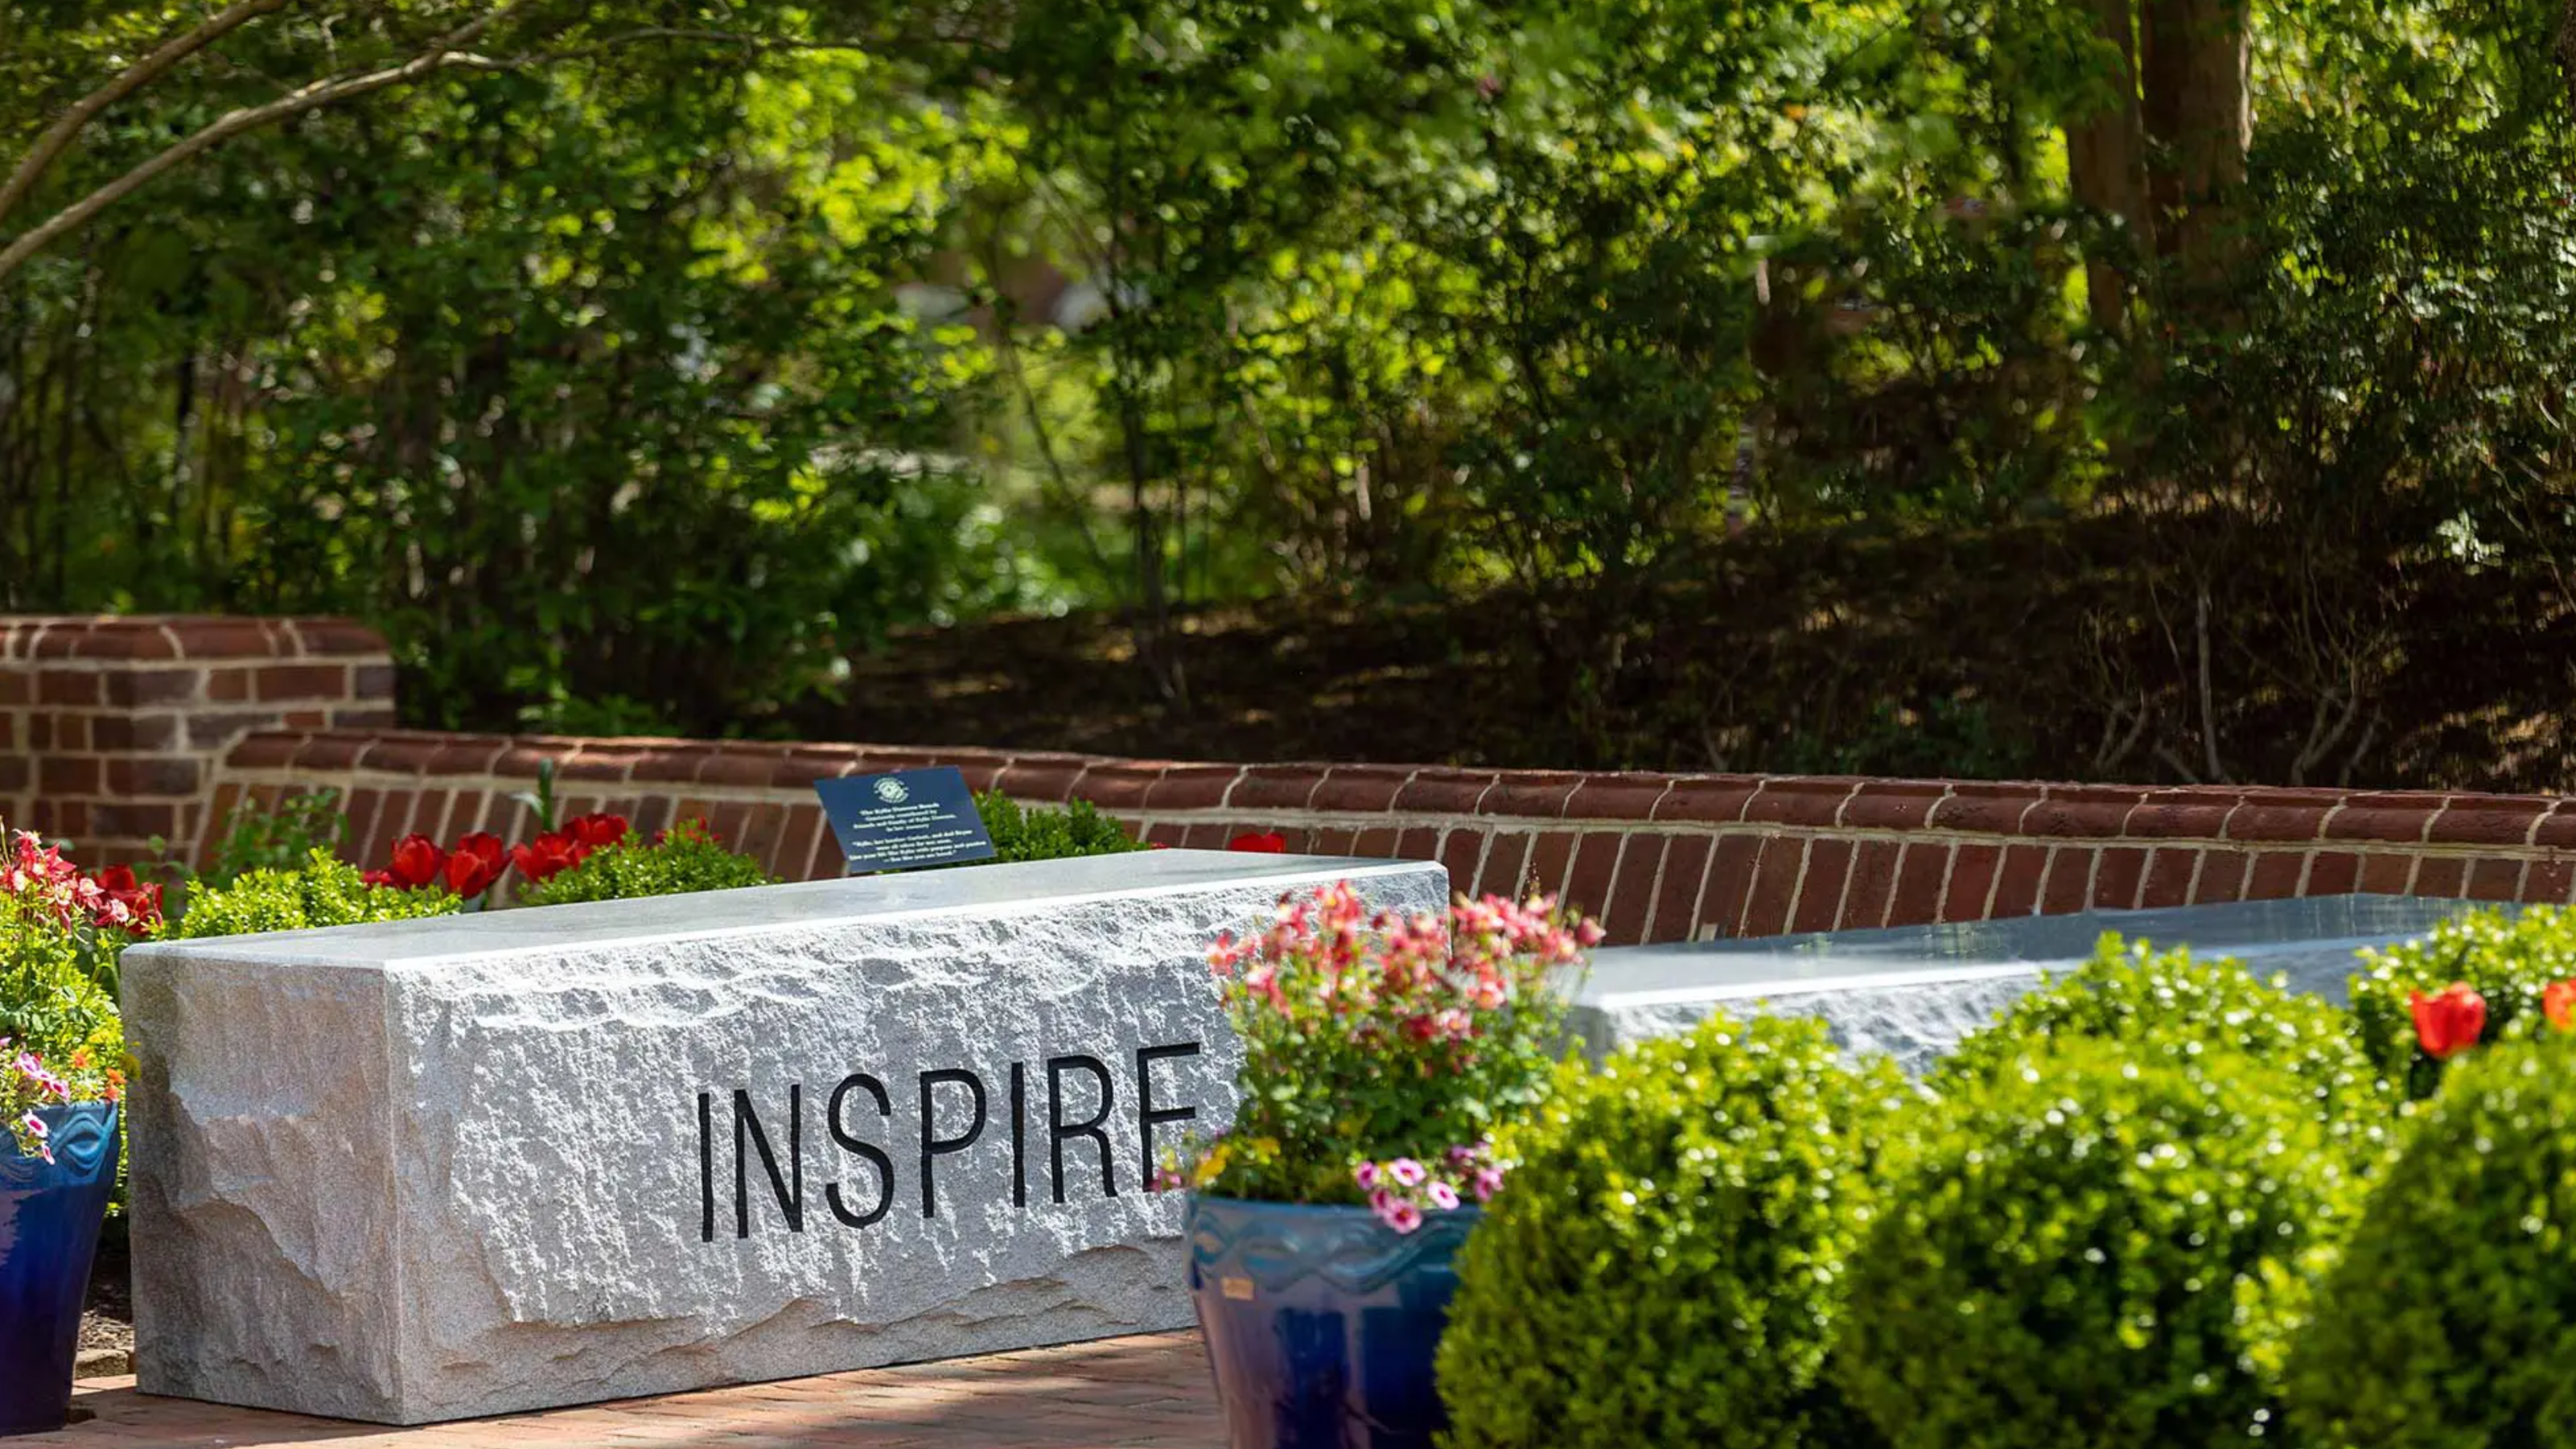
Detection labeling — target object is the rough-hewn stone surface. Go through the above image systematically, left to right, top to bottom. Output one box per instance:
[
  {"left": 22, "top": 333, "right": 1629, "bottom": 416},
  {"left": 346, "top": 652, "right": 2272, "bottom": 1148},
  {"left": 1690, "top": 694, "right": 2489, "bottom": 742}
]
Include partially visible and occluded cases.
[
  {"left": 121, "top": 851, "right": 1446, "bottom": 1425},
  {"left": 1574, "top": 894, "right": 2496, "bottom": 1073}
]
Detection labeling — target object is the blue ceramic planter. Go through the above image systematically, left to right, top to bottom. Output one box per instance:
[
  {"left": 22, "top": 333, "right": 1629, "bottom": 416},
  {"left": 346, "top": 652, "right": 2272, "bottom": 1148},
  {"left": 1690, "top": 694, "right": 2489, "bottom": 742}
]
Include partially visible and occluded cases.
[
  {"left": 0, "top": 1103, "right": 117, "bottom": 1437},
  {"left": 1186, "top": 1194, "right": 1479, "bottom": 1449}
]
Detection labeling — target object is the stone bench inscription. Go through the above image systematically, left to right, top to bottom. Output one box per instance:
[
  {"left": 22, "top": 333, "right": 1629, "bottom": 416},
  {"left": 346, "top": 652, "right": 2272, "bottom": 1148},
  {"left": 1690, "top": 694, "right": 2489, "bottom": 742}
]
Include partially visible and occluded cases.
[{"left": 121, "top": 851, "right": 1447, "bottom": 1425}]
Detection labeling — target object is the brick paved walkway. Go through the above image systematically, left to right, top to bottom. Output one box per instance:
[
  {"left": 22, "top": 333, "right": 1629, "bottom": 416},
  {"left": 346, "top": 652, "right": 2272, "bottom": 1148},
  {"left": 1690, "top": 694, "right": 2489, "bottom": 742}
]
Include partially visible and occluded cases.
[{"left": 24, "top": 1333, "right": 1220, "bottom": 1448}]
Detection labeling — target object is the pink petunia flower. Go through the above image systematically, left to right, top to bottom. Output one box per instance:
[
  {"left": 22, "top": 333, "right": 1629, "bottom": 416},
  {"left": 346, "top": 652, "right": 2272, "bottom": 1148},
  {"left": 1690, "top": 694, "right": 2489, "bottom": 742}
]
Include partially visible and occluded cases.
[
  {"left": 1387, "top": 1158, "right": 1426, "bottom": 1188},
  {"left": 1426, "top": 1181, "right": 1460, "bottom": 1211},
  {"left": 1377, "top": 1199, "right": 1424, "bottom": 1235}
]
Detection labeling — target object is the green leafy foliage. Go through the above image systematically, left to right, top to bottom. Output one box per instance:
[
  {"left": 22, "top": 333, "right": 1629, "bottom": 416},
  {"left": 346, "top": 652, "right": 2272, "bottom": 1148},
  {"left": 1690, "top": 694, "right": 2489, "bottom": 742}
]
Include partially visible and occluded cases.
[
  {"left": 7, "top": 0, "right": 2576, "bottom": 785},
  {"left": 194, "top": 789, "right": 351, "bottom": 888},
  {"left": 973, "top": 791, "right": 1147, "bottom": 865},
  {"left": 516, "top": 821, "right": 776, "bottom": 906},
  {"left": 173, "top": 849, "right": 459, "bottom": 939},
  {"left": 0, "top": 892, "right": 121, "bottom": 1072},
  {"left": 2347, "top": 905, "right": 2576, "bottom": 1093},
  {"left": 1938, "top": 936, "right": 2396, "bottom": 1131},
  {"left": 1438, "top": 1013, "right": 1916, "bottom": 1449},
  {"left": 2286, "top": 1034, "right": 2576, "bottom": 1447},
  {"left": 1838, "top": 1039, "right": 2366, "bottom": 1449}
]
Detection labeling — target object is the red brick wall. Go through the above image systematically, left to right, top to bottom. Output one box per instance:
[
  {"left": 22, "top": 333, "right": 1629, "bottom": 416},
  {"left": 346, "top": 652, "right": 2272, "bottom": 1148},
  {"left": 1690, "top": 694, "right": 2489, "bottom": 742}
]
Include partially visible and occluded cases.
[
  {"left": 2, "top": 617, "right": 395, "bottom": 863},
  {"left": 204, "top": 727, "right": 2576, "bottom": 945}
]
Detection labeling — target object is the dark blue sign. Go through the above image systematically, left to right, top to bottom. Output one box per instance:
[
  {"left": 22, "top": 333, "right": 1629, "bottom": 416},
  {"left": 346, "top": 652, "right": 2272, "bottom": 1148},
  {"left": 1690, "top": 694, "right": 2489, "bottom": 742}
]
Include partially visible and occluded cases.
[{"left": 815, "top": 768, "right": 998, "bottom": 874}]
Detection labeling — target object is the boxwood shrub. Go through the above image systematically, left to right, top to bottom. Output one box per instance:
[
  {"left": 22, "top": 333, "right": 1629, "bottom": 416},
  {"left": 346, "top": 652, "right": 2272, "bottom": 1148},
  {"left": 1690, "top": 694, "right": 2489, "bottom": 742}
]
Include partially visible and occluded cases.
[
  {"left": 976, "top": 791, "right": 1147, "bottom": 863},
  {"left": 519, "top": 820, "right": 776, "bottom": 905},
  {"left": 175, "top": 848, "right": 461, "bottom": 938},
  {"left": 2345, "top": 904, "right": 2576, "bottom": 1093},
  {"left": 1936, "top": 936, "right": 2393, "bottom": 1133},
  {"left": 1438, "top": 1012, "right": 1918, "bottom": 1449},
  {"left": 2287, "top": 1034, "right": 2576, "bottom": 1445},
  {"left": 1838, "top": 1038, "right": 2366, "bottom": 1449}
]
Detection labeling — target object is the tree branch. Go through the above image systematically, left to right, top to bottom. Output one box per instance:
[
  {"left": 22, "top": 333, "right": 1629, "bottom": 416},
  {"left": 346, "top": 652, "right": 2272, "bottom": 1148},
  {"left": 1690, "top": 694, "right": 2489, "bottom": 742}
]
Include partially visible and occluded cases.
[
  {"left": 0, "top": 0, "right": 294, "bottom": 232},
  {"left": 0, "top": 3, "right": 535, "bottom": 286}
]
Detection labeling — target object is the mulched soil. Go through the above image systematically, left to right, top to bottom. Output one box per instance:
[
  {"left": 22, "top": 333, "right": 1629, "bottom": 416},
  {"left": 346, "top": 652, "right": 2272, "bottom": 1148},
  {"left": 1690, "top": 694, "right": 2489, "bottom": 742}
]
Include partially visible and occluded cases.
[
  {"left": 789, "top": 515, "right": 2576, "bottom": 794},
  {"left": 81, "top": 1237, "right": 132, "bottom": 1369}
]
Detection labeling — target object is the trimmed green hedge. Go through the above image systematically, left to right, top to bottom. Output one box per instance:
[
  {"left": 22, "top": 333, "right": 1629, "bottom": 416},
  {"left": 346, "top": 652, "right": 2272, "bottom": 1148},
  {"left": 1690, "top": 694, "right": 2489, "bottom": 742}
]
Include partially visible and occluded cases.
[
  {"left": 975, "top": 791, "right": 1149, "bottom": 864},
  {"left": 519, "top": 821, "right": 776, "bottom": 905},
  {"left": 175, "top": 848, "right": 461, "bottom": 938},
  {"left": 1936, "top": 936, "right": 2394, "bottom": 1135},
  {"left": 1438, "top": 1013, "right": 1916, "bottom": 1449},
  {"left": 2288, "top": 1034, "right": 2576, "bottom": 1446},
  {"left": 1838, "top": 1039, "right": 2364, "bottom": 1449}
]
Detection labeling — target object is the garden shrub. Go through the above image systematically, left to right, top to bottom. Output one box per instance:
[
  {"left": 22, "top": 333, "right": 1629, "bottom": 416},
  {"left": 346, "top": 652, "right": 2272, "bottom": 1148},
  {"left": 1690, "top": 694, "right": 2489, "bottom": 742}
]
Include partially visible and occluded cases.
[
  {"left": 975, "top": 791, "right": 1147, "bottom": 864},
  {"left": 517, "top": 821, "right": 776, "bottom": 905},
  {"left": 175, "top": 849, "right": 462, "bottom": 939},
  {"left": 2346, "top": 904, "right": 2576, "bottom": 1093},
  {"left": 1938, "top": 935, "right": 2395, "bottom": 1131},
  {"left": 1438, "top": 1012, "right": 1916, "bottom": 1449},
  {"left": 2286, "top": 1033, "right": 2576, "bottom": 1447},
  {"left": 1839, "top": 1038, "right": 2366, "bottom": 1449}
]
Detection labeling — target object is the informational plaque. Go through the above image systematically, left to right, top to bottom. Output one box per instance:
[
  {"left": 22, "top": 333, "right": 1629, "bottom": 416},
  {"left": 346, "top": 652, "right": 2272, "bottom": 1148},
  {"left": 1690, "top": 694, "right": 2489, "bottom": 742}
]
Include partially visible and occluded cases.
[{"left": 814, "top": 767, "right": 998, "bottom": 874}]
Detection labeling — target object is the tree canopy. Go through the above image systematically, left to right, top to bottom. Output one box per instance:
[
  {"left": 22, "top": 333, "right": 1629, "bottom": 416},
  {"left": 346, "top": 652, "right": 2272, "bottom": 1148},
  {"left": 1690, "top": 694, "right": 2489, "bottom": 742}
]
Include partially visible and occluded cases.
[{"left": 3, "top": 0, "right": 2573, "bottom": 781}]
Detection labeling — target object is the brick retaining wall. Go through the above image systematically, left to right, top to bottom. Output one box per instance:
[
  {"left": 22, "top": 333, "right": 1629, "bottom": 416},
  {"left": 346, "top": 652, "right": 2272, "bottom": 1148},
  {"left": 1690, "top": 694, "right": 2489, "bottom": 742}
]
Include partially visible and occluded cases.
[
  {"left": 10, "top": 614, "right": 2568, "bottom": 944},
  {"left": 0, "top": 617, "right": 395, "bottom": 863},
  {"left": 208, "top": 727, "right": 2576, "bottom": 946}
]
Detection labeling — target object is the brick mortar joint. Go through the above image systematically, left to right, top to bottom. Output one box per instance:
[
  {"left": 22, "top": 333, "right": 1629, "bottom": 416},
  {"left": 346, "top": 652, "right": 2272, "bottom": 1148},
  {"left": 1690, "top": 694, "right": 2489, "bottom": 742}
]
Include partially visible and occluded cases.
[
  {"left": 0, "top": 654, "right": 394, "bottom": 673},
  {"left": 209, "top": 729, "right": 2562, "bottom": 820},
  {"left": 212, "top": 768, "right": 2570, "bottom": 861}
]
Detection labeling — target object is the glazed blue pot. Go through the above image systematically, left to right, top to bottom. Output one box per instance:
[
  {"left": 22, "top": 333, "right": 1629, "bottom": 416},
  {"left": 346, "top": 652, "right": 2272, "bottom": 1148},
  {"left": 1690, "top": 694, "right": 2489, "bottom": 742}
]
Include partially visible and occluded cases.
[
  {"left": 0, "top": 1103, "right": 118, "bottom": 1436},
  {"left": 1186, "top": 1193, "right": 1479, "bottom": 1449}
]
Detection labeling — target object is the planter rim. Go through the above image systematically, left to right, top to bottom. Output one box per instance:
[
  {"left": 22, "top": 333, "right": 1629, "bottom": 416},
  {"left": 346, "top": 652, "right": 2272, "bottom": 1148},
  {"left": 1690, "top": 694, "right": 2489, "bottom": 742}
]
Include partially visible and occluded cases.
[{"left": 0, "top": 1099, "right": 119, "bottom": 1170}]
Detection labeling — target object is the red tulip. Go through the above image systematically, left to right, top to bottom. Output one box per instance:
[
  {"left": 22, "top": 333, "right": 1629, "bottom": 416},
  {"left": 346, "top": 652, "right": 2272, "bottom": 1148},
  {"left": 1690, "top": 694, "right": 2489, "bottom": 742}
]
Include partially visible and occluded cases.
[
  {"left": 566, "top": 813, "right": 630, "bottom": 852},
  {"left": 510, "top": 831, "right": 583, "bottom": 883},
  {"left": 445, "top": 832, "right": 506, "bottom": 899},
  {"left": 1228, "top": 832, "right": 1289, "bottom": 854},
  {"left": 387, "top": 834, "right": 448, "bottom": 890},
  {"left": 362, "top": 869, "right": 397, "bottom": 888},
  {"left": 2546, "top": 980, "right": 2576, "bottom": 1035},
  {"left": 2410, "top": 982, "right": 2488, "bottom": 1061}
]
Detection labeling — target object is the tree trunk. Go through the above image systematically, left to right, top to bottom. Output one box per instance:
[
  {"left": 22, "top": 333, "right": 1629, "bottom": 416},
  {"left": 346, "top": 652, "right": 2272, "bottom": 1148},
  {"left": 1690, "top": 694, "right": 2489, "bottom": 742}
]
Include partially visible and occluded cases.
[
  {"left": 2064, "top": 0, "right": 2151, "bottom": 331},
  {"left": 2138, "top": 0, "right": 2250, "bottom": 282},
  {"left": 2557, "top": 0, "right": 2576, "bottom": 120}
]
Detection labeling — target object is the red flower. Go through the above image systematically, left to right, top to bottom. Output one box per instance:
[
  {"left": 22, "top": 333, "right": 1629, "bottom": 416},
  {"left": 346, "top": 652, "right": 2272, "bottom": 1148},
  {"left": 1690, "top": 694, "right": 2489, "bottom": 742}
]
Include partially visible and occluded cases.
[
  {"left": 566, "top": 813, "right": 630, "bottom": 853},
  {"left": 510, "top": 831, "right": 583, "bottom": 884},
  {"left": 444, "top": 832, "right": 507, "bottom": 899},
  {"left": 1228, "top": 832, "right": 1289, "bottom": 854},
  {"left": 387, "top": 834, "right": 448, "bottom": 890},
  {"left": 86, "top": 865, "right": 163, "bottom": 936},
  {"left": 362, "top": 869, "right": 397, "bottom": 888},
  {"left": 2547, "top": 980, "right": 2576, "bottom": 1035},
  {"left": 2410, "top": 982, "right": 2488, "bottom": 1061}
]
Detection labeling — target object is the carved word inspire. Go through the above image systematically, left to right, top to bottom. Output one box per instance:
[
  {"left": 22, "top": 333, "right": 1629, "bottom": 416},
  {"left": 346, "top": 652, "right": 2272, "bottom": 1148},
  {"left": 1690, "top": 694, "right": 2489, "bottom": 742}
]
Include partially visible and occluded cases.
[{"left": 696, "top": 1041, "right": 1205, "bottom": 1241}]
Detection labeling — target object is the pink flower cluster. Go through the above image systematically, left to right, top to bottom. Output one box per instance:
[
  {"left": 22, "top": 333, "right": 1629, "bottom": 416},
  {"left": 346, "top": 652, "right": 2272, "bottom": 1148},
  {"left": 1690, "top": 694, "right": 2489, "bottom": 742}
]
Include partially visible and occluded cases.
[
  {"left": 4, "top": 831, "right": 161, "bottom": 938},
  {"left": 1208, "top": 884, "right": 1599, "bottom": 1052},
  {"left": 4, "top": 1044, "right": 75, "bottom": 1164},
  {"left": 1352, "top": 1142, "right": 1504, "bottom": 1235}
]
